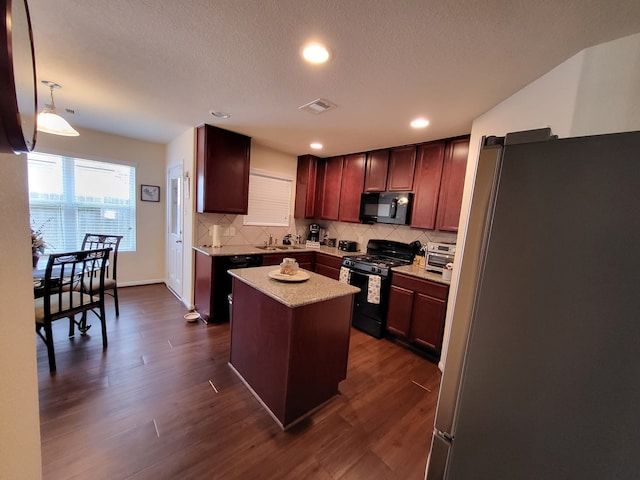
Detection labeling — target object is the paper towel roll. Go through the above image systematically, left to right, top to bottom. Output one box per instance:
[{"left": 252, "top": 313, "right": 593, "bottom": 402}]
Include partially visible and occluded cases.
[{"left": 212, "top": 225, "right": 222, "bottom": 248}]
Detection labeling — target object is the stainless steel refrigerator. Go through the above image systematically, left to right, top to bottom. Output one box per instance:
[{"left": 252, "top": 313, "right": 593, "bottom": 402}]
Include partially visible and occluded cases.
[{"left": 426, "top": 128, "right": 640, "bottom": 480}]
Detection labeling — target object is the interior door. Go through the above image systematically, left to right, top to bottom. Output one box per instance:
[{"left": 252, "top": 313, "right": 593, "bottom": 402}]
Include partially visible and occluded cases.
[{"left": 167, "top": 164, "right": 183, "bottom": 297}]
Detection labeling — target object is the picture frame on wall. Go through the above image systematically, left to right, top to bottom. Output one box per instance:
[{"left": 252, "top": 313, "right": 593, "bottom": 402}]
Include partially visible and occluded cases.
[{"left": 141, "top": 184, "right": 160, "bottom": 202}]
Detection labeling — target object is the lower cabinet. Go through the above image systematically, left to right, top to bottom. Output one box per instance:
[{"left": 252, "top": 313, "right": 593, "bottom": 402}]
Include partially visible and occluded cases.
[
  {"left": 262, "top": 252, "right": 314, "bottom": 271},
  {"left": 314, "top": 252, "right": 343, "bottom": 280},
  {"left": 387, "top": 272, "right": 449, "bottom": 355}
]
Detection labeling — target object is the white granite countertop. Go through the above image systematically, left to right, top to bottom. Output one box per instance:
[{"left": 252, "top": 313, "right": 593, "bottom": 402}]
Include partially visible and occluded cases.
[
  {"left": 193, "top": 244, "right": 361, "bottom": 258},
  {"left": 391, "top": 264, "right": 451, "bottom": 285},
  {"left": 228, "top": 265, "right": 360, "bottom": 308}
]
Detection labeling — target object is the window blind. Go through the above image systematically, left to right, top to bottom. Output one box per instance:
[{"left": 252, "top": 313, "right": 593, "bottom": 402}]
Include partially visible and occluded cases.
[
  {"left": 27, "top": 152, "right": 136, "bottom": 252},
  {"left": 243, "top": 171, "right": 292, "bottom": 226}
]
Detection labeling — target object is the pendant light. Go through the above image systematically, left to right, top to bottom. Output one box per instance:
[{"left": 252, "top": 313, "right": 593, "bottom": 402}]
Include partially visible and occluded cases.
[{"left": 37, "top": 81, "right": 79, "bottom": 136}]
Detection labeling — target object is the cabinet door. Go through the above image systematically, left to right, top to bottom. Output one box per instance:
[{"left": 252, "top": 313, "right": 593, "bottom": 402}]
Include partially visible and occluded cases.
[
  {"left": 196, "top": 124, "right": 251, "bottom": 214},
  {"left": 435, "top": 137, "right": 469, "bottom": 232},
  {"left": 411, "top": 142, "right": 445, "bottom": 229},
  {"left": 388, "top": 145, "right": 417, "bottom": 191},
  {"left": 364, "top": 149, "right": 389, "bottom": 192},
  {"left": 338, "top": 153, "right": 366, "bottom": 223},
  {"left": 294, "top": 154, "right": 318, "bottom": 219},
  {"left": 319, "top": 156, "right": 344, "bottom": 221},
  {"left": 194, "top": 251, "right": 214, "bottom": 322},
  {"left": 314, "top": 253, "right": 342, "bottom": 280},
  {"left": 315, "top": 263, "right": 340, "bottom": 280},
  {"left": 386, "top": 284, "right": 414, "bottom": 338},
  {"left": 409, "top": 292, "right": 447, "bottom": 352}
]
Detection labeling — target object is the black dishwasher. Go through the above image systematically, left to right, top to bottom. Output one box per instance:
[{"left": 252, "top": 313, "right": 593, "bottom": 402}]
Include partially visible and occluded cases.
[{"left": 211, "top": 255, "right": 262, "bottom": 323}]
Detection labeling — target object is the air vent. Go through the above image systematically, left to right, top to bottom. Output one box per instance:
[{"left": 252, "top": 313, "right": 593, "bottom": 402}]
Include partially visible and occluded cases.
[{"left": 298, "top": 98, "right": 337, "bottom": 115}]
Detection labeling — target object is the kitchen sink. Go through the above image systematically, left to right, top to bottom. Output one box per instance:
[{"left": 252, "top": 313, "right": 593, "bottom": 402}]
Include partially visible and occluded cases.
[
  {"left": 255, "top": 245, "right": 278, "bottom": 251},
  {"left": 255, "top": 245, "right": 304, "bottom": 251}
]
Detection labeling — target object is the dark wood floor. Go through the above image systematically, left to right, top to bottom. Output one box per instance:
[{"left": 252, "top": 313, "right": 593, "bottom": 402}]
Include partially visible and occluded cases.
[{"left": 37, "top": 284, "right": 441, "bottom": 479}]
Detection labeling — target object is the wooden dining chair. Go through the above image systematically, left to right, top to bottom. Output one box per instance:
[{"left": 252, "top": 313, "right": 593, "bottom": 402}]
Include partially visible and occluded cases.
[
  {"left": 81, "top": 234, "right": 123, "bottom": 316},
  {"left": 34, "top": 248, "right": 111, "bottom": 373}
]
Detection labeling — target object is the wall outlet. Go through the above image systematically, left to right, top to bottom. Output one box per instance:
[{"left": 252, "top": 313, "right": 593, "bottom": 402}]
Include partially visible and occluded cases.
[{"left": 226, "top": 226, "right": 236, "bottom": 237}]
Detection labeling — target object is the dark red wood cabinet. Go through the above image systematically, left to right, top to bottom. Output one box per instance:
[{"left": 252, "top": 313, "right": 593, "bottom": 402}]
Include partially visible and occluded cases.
[
  {"left": 196, "top": 124, "right": 251, "bottom": 214},
  {"left": 435, "top": 137, "right": 470, "bottom": 232},
  {"left": 410, "top": 142, "right": 446, "bottom": 229},
  {"left": 388, "top": 145, "right": 417, "bottom": 191},
  {"left": 364, "top": 149, "right": 390, "bottom": 192},
  {"left": 338, "top": 153, "right": 366, "bottom": 223},
  {"left": 294, "top": 154, "right": 319, "bottom": 219},
  {"left": 319, "top": 156, "right": 344, "bottom": 221},
  {"left": 194, "top": 250, "right": 213, "bottom": 322},
  {"left": 262, "top": 252, "right": 314, "bottom": 271},
  {"left": 314, "top": 252, "right": 343, "bottom": 280},
  {"left": 387, "top": 272, "right": 449, "bottom": 355}
]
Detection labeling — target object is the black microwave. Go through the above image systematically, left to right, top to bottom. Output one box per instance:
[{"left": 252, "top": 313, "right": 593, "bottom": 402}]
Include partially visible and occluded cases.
[{"left": 359, "top": 191, "right": 414, "bottom": 225}]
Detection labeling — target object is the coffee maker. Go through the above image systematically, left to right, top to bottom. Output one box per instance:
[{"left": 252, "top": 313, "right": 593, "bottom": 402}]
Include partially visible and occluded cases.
[{"left": 307, "top": 223, "right": 321, "bottom": 242}]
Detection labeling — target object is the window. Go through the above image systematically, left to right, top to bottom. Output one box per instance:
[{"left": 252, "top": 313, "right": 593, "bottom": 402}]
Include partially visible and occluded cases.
[
  {"left": 27, "top": 152, "right": 136, "bottom": 252},
  {"left": 243, "top": 170, "right": 292, "bottom": 227}
]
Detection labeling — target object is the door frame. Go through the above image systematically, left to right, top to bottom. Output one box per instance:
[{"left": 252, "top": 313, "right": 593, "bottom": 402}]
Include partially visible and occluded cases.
[{"left": 166, "top": 163, "right": 184, "bottom": 298}]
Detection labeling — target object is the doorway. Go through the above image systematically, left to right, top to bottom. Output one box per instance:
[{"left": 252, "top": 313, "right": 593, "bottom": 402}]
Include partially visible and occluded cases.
[{"left": 167, "top": 164, "right": 183, "bottom": 298}]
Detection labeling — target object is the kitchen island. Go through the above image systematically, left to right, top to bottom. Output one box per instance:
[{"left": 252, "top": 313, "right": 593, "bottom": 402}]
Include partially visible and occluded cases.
[{"left": 228, "top": 265, "right": 359, "bottom": 429}]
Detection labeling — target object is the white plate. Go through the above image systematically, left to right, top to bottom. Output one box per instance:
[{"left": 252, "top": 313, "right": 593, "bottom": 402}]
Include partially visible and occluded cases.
[{"left": 268, "top": 269, "right": 310, "bottom": 282}]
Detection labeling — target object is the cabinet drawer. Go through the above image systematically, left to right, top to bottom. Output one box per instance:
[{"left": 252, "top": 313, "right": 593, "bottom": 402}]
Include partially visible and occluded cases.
[
  {"left": 263, "top": 252, "right": 314, "bottom": 266},
  {"left": 315, "top": 252, "right": 343, "bottom": 270},
  {"left": 316, "top": 264, "right": 340, "bottom": 280},
  {"left": 391, "top": 272, "right": 448, "bottom": 300}
]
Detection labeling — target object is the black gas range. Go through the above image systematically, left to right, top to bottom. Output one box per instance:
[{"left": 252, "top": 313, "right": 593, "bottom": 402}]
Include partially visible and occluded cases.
[{"left": 341, "top": 239, "right": 414, "bottom": 338}]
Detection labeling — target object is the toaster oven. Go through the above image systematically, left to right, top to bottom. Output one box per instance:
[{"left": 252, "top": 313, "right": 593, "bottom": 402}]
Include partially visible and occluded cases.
[
  {"left": 338, "top": 240, "right": 358, "bottom": 252},
  {"left": 426, "top": 242, "right": 456, "bottom": 273}
]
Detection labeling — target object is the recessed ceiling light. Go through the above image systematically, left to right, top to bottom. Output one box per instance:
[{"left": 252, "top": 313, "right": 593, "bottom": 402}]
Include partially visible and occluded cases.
[
  {"left": 302, "top": 43, "right": 331, "bottom": 64},
  {"left": 210, "top": 110, "right": 231, "bottom": 119},
  {"left": 411, "top": 118, "right": 430, "bottom": 128},
  {"left": 310, "top": 143, "right": 323, "bottom": 150}
]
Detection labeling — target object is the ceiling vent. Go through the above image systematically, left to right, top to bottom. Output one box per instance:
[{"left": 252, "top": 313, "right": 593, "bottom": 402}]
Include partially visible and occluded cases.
[{"left": 298, "top": 98, "right": 337, "bottom": 115}]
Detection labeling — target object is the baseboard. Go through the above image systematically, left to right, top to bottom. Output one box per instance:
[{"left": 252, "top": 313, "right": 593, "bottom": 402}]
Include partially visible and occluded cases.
[
  {"left": 119, "top": 279, "right": 166, "bottom": 288},
  {"left": 119, "top": 280, "right": 193, "bottom": 311}
]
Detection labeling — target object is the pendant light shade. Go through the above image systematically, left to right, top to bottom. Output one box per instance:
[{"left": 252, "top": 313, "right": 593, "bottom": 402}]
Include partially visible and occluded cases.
[{"left": 37, "top": 81, "right": 79, "bottom": 137}]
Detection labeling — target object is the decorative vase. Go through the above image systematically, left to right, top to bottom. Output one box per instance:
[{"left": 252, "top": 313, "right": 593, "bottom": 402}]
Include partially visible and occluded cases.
[{"left": 32, "top": 252, "right": 40, "bottom": 268}]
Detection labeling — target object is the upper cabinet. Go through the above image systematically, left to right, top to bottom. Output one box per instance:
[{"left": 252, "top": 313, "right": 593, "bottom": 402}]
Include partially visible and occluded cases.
[
  {"left": 196, "top": 124, "right": 251, "bottom": 214},
  {"left": 293, "top": 135, "right": 469, "bottom": 231},
  {"left": 411, "top": 137, "right": 469, "bottom": 232},
  {"left": 435, "top": 137, "right": 470, "bottom": 232},
  {"left": 410, "top": 142, "right": 446, "bottom": 230},
  {"left": 388, "top": 145, "right": 417, "bottom": 191},
  {"left": 364, "top": 149, "right": 390, "bottom": 192},
  {"left": 338, "top": 153, "right": 366, "bottom": 223},
  {"left": 294, "top": 154, "right": 319, "bottom": 219},
  {"left": 319, "top": 156, "right": 344, "bottom": 221}
]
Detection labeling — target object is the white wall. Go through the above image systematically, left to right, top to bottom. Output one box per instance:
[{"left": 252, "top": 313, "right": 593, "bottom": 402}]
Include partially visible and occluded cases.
[
  {"left": 441, "top": 32, "right": 640, "bottom": 370},
  {"left": 571, "top": 33, "right": 640, "bottom": 136},
  {"left": 34, "top": 127, "right": 167, "bottom": 285},
  {"left": 0, "top": 152, "right": 42, "bottom": 480}
]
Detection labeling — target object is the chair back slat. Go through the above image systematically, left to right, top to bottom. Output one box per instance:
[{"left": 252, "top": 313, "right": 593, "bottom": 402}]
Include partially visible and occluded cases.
[{"left": 81, "top": 234, "right": 123, "bottom": 280}]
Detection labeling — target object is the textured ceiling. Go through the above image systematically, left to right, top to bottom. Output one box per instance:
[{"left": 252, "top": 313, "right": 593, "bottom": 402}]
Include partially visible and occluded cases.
[{"left": 25, "top": 0, "right": 640, "bottom": 156}]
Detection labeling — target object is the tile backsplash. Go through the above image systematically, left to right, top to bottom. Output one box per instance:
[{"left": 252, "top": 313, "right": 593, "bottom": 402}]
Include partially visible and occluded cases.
[{"left": 196, "top": 213, "right": 457, "bottom": 251}]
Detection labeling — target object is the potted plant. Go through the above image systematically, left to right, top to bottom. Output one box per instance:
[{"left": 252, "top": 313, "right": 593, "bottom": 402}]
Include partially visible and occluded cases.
[{"left": 31, "top": 226, "right": 47, "bottom": 268}]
